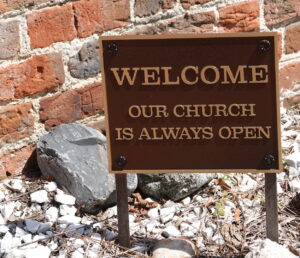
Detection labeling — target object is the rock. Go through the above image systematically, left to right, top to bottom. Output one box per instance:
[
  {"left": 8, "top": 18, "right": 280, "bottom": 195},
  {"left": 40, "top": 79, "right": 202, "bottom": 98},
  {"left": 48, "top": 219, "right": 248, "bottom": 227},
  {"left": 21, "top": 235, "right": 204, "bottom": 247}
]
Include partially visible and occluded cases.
[
  {"left": 68, "top": 40, "right": 100, "bottom": 79},
  {"left": 37, "top": 123, "right": 137, "bottom": 213},
  {"left": 285, "top": 153, "right": 300, "bottom": 169},
  {"left": 289, "top": 167, "right": 299, "bottom": 177},
  {"left": 138, "top": 173, "right": 214, "bottom": 201},
  {"left": 239, "top": 175, "right": 258, "bottom": 192},
  {"left": 289, "top": 178, "right": 300, "bottom": 192},
  {"left": 6, "top": 179, "right": 23, "bottom": 192},
  {"left": 44, "top": 182, "right": 57, "bottom": 192},
  {"left": 30, "top": 190, "right": 49, "bottom": 203},
  {"left": 0, "top": 191, "right": 5, "bottom": 202},
  {"left": 55, "top": 193, "right": 76, "bottom": 205},
  {"left": 181, "top": 197, "right": 191, "bottom": 206},
  {"left": 1, "top": 202, "right": 15, "bottom": 220},
  {"left": 59, "top": 205, "right": 77, "bottom": 216},
  {"left": 160, "top": 206, "right": 176, "bottom": 224},
  {"left": 46, "top": 207, "right": 59, "bottom": 222},
  {"left": 148, "top": 207, "right": 159, "bottom": 219},
  {"left": 57, "top": 215, "right": 81, "bottom": 224},
  {"left": 25, "top": 219, "right": 52, "bottom": 234},
  {"left": 65, "top": 224, "right": 85, "bottom": 237},
  {"left": 0, "top": 225, "right": 9, "bottom": 234},
  {"left": 164, "top": 225, "right": 181, "bottom": 237},
  {"left": 103, "top": 229, "right": 117, "bottom": 241},
  {"left": 0, "top": 231, "right": 13, "bottom": 254},
  {"left": 245, "top": 238, "right": 298, "bottom": 258},
  {"left": 73, "top": 239, "right": 85, "bottom": 248},
  {"left": 152, "top": 239, "right": 196, "bottom": 258},
  {"left": 24, "top": 245, "right": 51, "bottom": 258}
]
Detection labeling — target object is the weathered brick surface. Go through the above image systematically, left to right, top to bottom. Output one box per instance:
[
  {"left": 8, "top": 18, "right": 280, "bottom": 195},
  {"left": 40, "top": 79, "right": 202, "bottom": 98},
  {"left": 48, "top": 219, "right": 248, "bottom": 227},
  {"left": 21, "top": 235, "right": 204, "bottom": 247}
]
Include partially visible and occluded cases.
[
  {"left": 0, "top": 0, "right": 48, "bottom": 14},
  {"left": 73, "top": 0, "right": 130, "bottom": 38},
  {"left": 134, "top": 0, "right": 176, "bottom": 17},
  {"left": 181, "top": 0, "right": 212, "bottom": 9},
  {"left": 219, "top": 0, "right": 259, "bottom": 32},
  {"left": 264, "top": 0, "right": 300, "bottom": 28},
  {"left": 27, "top": 4, "right": 77, "bottom": 48},
  {"left": 127, "top": 12, "right": 215, "bottom": 34},
  {"left": 0, "top": 20, "right": 20, "bottom": 59},
  {"left": 285, "top": 23, "right": 300, "bottom": 54},
  {"left": 68, "top": 40, "right": 100, "bottom": 78},
  {"left": 0, "top": 53, "right": 64, "bottom": 101},
  {"left": 279, "top": 62, "right": 300, "bottom": 89},
  {"left": 40, "top": 83, "right": 104, "bottom": 130},
  {"left": 0, "top": 103, "right": 34, "bottom": 147},
  {"left": 0, "top": 145, "right": 36, "bottom": 180}
]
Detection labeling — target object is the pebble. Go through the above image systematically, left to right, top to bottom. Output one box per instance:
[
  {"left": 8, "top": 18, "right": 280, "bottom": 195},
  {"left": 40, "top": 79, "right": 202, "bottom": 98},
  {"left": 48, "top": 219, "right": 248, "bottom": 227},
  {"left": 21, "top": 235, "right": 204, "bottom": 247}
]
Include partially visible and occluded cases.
[
  {"left": 285, "top": 153, "right": 299, "bottom": 169},
  {"left": 289, "top": 167, "right": 299, "bottom": 177},
  {"left": 239, "top": 175, "right": 258, "bottom": 192},
  {"left": 289, "top": 178, "right": 300, "bottom": 192},
  {"left": 7, "top": 179, "right": 24, "bottom": 192},
  {"left": 44, "top": 182, "right": 57, "bottom": 192},
  {"left": 30, "top": 190, "right": 49, "bottom": 203},
  {"left": 0, "top": 191, "right": 5, "bottom": 202},
  {"left": 55, "top": 193, "right": 76, "bottom": 205},
  {"left": 181, "top": 197, "right": 191, "bottom": 206},
  {"left": 1, "top": 202, "right": 15, "bottom": 220},
  {"left": 60, "top": 205, "right": 77, "bottom": 216},
  {"left": 160, "top": 206, "right": 176, "bottom": 224},
  {"left": 46, "top": 207, "right": 59, "bottom": 222},
  {"left": 148, "top": 207, "right": 159, "bottom": 219},
  {"left": 57, "top": 215, "right": 81, "bottom": 224},
  {"left": 25, "top": 219, "right": 50, "bottom": 234},
  {"left": 65, "top": 224, "right": 85, "bottom": 237},
  {"left": 0, "top": 225, "right": 9, "bottom": 233},
  {"left": 164, "top": 225, "right": 181, "bottom": 237},
  {"left": 103, "top": 229, "right": 117, "bottom": 241},
  {"left": 0, "top": 231, "right": 13, "bottom": 254},
  {"left": 73, "top": 239, "right": 85, "bottom": 248},
  {"left": 152, "top": 239, "right": 196, "bottom": 258},
  {"left": 25, "top": 245, "right": 51, "bottom": 258},
  {"left": 72, "top": 248, "right": 84, "bottom": 258}
]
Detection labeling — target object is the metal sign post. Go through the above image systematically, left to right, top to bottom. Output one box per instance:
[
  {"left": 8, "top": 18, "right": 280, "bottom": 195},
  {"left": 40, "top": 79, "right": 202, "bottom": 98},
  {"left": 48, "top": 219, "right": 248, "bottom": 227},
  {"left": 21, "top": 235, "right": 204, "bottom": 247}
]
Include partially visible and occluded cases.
[
  {"left": 265, "top": 173, "right": 279, "bottom": 242},
  {"left": 115, "top": 174, "right": 130, "bottom": 247}
]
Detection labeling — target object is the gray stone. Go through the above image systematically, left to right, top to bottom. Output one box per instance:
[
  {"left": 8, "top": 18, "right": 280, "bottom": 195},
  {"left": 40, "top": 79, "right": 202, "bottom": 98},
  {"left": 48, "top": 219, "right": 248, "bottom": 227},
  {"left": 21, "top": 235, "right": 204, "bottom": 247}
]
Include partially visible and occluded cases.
[
  {"left": 68, "top": 40, "right": 100, "bottom": 78},
  {"left": 37, "top": 123, "right": 137, "bottom": 213},
  {"left": 138, "top": 173, "right": 215, "bottom": 201}
]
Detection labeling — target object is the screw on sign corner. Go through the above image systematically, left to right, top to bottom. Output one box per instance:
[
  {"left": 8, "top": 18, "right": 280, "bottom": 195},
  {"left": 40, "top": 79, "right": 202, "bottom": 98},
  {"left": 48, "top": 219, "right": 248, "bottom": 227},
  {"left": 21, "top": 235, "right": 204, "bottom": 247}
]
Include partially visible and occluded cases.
[
  {"left": 259, "top": 40, "right": 271, "bottom": 52},
  {"left": 107, "top": 42, "right": 118, "bottom": 55},
  {"left": 264, "top": 154, "right": 275, "bottom": 168},
  {"left": 115, "top": 155, "right": 127, "bottom": 170}
]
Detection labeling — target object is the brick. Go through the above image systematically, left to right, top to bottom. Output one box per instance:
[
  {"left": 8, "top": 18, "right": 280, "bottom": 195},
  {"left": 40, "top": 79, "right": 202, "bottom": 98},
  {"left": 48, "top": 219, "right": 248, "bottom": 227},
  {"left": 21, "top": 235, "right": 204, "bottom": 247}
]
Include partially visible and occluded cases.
[
  {"left": 0, "top": 0, "right": 48, "bottom": 14},
  {"left": 73, "top": 0, "right": 130, "bottom": 38},
  {"left": 134, "top": 0, "right": 176, "bottom": 17},
  {"left": 181, "top": 0, "right": 212, "bottom": 9},
  {"left": 218, "top": 0, "right": 259, "bottom": 32},
  {"left": 264, "top": 0, "right": 300, "bottom": 28},
  {"left": 27, "top": 4, "right": 77, "bottom": 49},
  {"left": 127, "top": 11, "right": 215, "bottom": 34},
  {"left": 0, "top": 20, "right": 20, "bottom": 59},
  {"left": 285, "top": 22, "right": 300, "bottom": 54},
  {"left": 68, "top": 39, "right": 100, "bottom": 79},
  {"left": 0, "top": 53, "right": 64, "bottom": 101},
  {"left": 279, "top": 62, "right": 300, "bottom": 89},
  {"left": 39, "top": 83, "right": 104, "bottom": 130},
  {"left": 0, "top": 103, "right": 34, "bottom": 147},
  {"left": 0, "top": 145, "right": 37, "bottom": 180}
]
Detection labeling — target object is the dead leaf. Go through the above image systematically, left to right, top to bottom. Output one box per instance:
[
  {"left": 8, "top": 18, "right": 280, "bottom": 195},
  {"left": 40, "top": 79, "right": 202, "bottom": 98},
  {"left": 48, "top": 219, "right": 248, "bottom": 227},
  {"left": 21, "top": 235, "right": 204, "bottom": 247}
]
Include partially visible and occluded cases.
[
  {"left": 215, "top": 178, "right": 231, "bottom": 191},
  {"left": 234, "top": 208, "right": 241, "bottom": 223},
  {"left": 288, "top": 246, "right": 300, "bottom": 256}
]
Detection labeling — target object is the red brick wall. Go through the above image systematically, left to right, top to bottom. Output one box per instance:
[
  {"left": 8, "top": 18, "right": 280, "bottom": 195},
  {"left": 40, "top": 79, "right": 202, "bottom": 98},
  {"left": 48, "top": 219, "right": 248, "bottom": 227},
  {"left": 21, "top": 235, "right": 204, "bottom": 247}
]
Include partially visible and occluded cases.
[{"left": 0, "top": 0, "right": 300, "bottom": 178}]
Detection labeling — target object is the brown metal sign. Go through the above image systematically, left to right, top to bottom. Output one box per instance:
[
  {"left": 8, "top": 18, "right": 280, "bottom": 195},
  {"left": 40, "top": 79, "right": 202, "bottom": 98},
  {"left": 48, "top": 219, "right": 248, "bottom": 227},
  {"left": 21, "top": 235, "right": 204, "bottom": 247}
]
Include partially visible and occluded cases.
[{"left": 100, "top": 33, "right": 282, "bottom": 173}]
